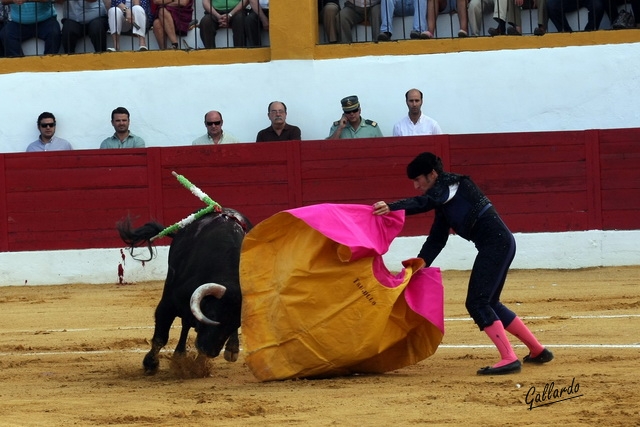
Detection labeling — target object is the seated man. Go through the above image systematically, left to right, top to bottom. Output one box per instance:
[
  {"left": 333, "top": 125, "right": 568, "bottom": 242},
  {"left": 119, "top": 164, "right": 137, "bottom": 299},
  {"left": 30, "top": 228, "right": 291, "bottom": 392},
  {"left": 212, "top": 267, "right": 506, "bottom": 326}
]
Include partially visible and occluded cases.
[
  {"left": 0, "top": 0, "right": 61, "bottom": 57},
  {"left": 61, "top": 0, "right": 109, "bottom": 53},
  {"left": 199, "top": 0, "right": 247, "bottom": 48},
  {"left": 245, "top": 0, "right": 268, "bottom": 47},
  {"left": 319, "top": 0, "right": 340, "bottom": 43},
  {"left": 337, "top": 0, "right": 382, "bottom": 43},
  {"left": 378, "top": 0, "right": 428, "bottom": 41},
  {"left": 468, "top": 0, "right": 523, "bottom": 35},
  {"left": 547, "top": 0, "right": 604, "bottom": 31},
  {"left": 0, "top": 5, "right": 8, "bottom": 57},
  {"left": 327, "top": 95, "right": 383, "bottom": 139},
  {"left": 256, "top": 101, "right": 302, "bottom": 142},
  {"left": 100, "top": 107, "right": 146, "bottom": 149},
  {"left": 192, "top": 110, "right": 240, "bottom": 145},
  {"left": 26, "top": 112, "right": 73, "bottom": 152}
]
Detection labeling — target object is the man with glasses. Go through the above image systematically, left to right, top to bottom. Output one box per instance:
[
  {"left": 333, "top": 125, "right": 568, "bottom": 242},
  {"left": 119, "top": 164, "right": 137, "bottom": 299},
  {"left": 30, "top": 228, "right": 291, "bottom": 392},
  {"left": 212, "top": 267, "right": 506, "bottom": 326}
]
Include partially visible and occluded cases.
[
  {"left": 327, "top": 95, "right": 383, "bottom": 139},
  {"left": 256, "top": 101, "right": 302, "bottom": 142},
  {"left": 192, "top": 110, "right": 240, "bottom": 145},
  {"left": 26, "top": 112, "right": 73, "bottom": 152}
]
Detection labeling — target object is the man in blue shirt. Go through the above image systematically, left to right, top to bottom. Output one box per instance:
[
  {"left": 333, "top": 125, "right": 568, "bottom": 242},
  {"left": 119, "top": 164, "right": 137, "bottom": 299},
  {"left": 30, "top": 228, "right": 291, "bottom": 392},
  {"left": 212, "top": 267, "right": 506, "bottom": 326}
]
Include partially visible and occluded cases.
[
  {"left": 0, "top": 0, "right": 61, "bottom": 57},
  {"left": 26, "top": 112, "right": 73, "bottom": 152}
]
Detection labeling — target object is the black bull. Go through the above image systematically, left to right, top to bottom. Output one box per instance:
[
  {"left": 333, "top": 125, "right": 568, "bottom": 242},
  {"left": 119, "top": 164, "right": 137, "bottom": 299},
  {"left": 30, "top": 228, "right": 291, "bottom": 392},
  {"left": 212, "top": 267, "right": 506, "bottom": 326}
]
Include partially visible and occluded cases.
[{"left": 117, "top": 208, "right": 252, "bottom": 375}]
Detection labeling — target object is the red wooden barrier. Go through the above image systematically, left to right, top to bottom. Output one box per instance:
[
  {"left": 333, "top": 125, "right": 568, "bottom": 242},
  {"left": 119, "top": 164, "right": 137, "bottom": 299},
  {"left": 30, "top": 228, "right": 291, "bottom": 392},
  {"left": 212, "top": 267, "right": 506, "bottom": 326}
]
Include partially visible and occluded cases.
[{"left": 1, "top": 129, "right": 639, "bottom": 252}]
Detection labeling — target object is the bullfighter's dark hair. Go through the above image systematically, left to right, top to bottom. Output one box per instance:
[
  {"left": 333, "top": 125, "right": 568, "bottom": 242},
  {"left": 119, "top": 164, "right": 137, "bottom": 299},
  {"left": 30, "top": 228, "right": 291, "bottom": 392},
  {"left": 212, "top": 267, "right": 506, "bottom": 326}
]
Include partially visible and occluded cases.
[{"left": 407, "top": 152, "right": 444, "bottom": 179}]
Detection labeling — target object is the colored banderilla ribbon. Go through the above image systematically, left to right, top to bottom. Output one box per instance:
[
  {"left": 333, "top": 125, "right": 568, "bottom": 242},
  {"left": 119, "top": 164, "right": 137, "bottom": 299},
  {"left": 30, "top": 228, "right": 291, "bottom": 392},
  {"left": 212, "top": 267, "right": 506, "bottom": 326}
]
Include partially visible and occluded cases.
[{"left": 150, "top": 171, "right": 222, "bottom": 241}]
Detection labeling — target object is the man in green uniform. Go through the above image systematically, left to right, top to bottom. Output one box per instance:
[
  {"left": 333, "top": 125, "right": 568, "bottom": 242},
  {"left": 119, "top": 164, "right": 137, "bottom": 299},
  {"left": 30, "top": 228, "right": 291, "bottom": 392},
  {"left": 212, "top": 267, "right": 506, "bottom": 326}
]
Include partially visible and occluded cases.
[{"left": 327, "top": 95, "right": 383, "bottom": 139}]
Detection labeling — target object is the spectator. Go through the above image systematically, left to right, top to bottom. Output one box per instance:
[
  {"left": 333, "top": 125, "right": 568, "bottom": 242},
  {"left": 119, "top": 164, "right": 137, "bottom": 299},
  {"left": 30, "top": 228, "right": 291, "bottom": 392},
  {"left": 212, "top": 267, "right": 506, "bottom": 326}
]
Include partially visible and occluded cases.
[
  {"left": 0, "top": 0, "right": 61, "bottom": 57},
  {"left": 60, "top": 0, "right": 109, "bottom": 53},
  {"left": 105, "top": 0, "right": 151, "bottom": 51},
  {"left": 152, "top": 0, "right": 194, "bottom": 49},
  {"left": 199, "top": 0, "right": 247, "bottom": 49},
  {"left": 245, "top": 0, "right": 268, "bottom": 47},
  {"left": 319, "top": 0, "right": 340, "bottom": 43},
  {"left": 337, "top": 0, "right": 382, "bottom": 43},
  {"left": 378, "top": 0, "right": 428, "bottom": 41},
  {"left": 424, "top": 0, "right": 469, "bottom": 37},
  {"left": 468, "top": 0, "right": 523, "bottom": 36},
  {"left": 488, "top": 0, "right": 523, "bottom": 34},
  {"left": 529, "top": 0, "right": 549, "bottom": 35},
  {"left": 547, "top": 0, "right": 604, "bottom": 31},
  {"left": 607, "top": 0, "right": 639, "bottom": 29},
  {"left": 0, "top": 4, "right": 9, "bottom": 57},
  {"left": 393, "top": 89, "right": 442, "bottom": 136},
  {"left": 327, "top": 95, "right": 383, "bottom": 139},
  {"left": 256, "top": 101, "right": 302, "bottom": 142},
  {"left": 100, "top": 107, "right": 146, "bottom": 149},
  {"left": 192, "top": 110, "right": 240, "bottom": 145},
  {"left": 26, "top": 112, "right": 73, "bottom": 152},
  {"left": 373, "top": 152, "right": 554, "bottom": 375}
]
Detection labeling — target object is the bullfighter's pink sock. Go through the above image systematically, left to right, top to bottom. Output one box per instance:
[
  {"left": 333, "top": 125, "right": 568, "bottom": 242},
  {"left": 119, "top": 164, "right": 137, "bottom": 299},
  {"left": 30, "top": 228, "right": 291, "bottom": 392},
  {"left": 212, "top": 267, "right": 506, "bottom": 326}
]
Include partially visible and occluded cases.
[
  {"left": 505, "top": 316, "right": 545, "bottom": 358},
  {"left": 483, "top": 321, "right": 518, "bottom": 368}
]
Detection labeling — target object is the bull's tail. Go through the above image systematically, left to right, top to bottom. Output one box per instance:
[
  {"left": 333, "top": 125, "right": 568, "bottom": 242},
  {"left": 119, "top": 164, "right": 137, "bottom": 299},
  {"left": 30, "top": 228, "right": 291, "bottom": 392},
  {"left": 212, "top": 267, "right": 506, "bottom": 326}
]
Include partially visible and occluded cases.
[{"left": 117, "top": 215, "right": 168, "bottom": 261}]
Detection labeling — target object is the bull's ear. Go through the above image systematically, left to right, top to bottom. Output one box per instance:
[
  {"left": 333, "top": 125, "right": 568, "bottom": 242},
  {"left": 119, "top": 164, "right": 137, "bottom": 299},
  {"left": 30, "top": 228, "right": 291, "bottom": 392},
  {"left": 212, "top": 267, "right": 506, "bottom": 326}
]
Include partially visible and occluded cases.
[{"left": 190, "top": 283, "right": 227, "bottom": 325}]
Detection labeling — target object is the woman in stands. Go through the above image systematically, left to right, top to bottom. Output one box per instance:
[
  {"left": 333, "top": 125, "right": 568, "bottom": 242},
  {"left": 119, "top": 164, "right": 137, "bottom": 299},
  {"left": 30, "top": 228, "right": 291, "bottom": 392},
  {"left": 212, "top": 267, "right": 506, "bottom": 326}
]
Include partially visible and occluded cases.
[
  {"left": 105, "top": 0, "right": 152, "bottom": 51},
  {"left": 152, "top": 0, "right": 194, "bottom": 49}
]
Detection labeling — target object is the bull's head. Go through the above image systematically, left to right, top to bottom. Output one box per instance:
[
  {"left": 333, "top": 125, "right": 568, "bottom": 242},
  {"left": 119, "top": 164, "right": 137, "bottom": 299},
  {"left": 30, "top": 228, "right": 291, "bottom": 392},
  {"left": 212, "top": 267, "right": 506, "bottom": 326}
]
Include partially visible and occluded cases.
[{"left": 190, "top": 283, "right": 241, "bottom": 358}]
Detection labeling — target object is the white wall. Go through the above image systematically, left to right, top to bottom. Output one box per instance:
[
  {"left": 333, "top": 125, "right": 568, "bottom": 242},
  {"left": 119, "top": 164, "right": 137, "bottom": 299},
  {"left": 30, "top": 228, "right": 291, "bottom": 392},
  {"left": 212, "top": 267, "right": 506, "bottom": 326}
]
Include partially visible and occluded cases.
[
  {"left": 2, "top": 41, "right": 640, "bottom": 153},
  {"left": 0, "top": 229, "right": 638, "bottom": 286}
]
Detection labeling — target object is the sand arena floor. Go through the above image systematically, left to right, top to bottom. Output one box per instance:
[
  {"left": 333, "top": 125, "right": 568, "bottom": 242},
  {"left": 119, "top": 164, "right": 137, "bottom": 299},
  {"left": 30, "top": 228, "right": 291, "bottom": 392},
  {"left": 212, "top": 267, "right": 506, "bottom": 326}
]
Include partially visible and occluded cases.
[{"left": 0, "top": 266, "right": 638, "bottom": 427}]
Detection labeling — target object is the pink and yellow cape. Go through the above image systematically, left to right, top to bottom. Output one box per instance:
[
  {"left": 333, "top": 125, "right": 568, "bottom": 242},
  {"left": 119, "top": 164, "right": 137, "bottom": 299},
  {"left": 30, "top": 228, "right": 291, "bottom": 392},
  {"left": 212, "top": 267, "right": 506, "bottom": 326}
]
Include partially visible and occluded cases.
[{"left": 240, "top": 203, "right": 444, "bottom": 381}]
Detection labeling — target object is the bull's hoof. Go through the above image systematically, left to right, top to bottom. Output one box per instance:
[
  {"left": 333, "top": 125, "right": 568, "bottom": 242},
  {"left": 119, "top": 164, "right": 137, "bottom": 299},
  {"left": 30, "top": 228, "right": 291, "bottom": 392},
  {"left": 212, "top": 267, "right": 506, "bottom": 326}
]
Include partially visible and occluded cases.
[
  {"left": 224, "top": 350, "right": 239, "bottom": 362},
  {"left": 143, "top": 353, "right": 159, "bottom": 375}
]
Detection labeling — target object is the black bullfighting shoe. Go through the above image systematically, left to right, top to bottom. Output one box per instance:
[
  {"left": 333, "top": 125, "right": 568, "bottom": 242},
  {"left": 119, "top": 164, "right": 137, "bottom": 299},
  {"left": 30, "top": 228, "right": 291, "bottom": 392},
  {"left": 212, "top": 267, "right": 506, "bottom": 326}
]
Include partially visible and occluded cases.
[
  {"left": 523, "top": 348, "right": 554, "bottom": 364},
  {"left": 477, "top": 360, "right": 522, "bottom": 375}
]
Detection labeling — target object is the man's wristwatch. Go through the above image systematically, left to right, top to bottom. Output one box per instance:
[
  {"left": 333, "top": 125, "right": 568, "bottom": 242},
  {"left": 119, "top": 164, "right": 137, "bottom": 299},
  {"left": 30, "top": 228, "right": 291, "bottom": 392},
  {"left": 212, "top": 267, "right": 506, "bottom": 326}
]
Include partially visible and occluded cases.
[{"left": 228, "top": 12, "right": 233, "bottom": 18}]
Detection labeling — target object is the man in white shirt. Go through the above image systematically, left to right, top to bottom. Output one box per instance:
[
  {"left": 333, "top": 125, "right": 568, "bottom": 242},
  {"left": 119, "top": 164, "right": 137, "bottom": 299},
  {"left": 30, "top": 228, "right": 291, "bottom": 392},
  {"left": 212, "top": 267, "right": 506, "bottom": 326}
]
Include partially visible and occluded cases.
[
  {"left": 392, "top": 88, "right": 443, "bottom": 136},
  {"left": 192, "top": 110, "right": 240, "bottom": 145}
]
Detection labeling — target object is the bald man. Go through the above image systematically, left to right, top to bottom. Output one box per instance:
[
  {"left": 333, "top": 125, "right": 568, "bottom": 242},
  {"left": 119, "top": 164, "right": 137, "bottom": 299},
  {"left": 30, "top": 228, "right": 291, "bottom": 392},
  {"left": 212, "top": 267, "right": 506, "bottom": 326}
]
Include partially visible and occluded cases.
[{"left": 392, "top": 88, "right": 442, "bottom": 136}]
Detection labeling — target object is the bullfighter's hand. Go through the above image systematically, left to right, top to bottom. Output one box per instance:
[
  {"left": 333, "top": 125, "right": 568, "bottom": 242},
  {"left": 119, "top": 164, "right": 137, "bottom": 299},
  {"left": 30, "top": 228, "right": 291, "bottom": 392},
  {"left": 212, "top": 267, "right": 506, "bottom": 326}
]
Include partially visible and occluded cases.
[{"left": 373, "top": 201, "right": 389, "bottom": 215}]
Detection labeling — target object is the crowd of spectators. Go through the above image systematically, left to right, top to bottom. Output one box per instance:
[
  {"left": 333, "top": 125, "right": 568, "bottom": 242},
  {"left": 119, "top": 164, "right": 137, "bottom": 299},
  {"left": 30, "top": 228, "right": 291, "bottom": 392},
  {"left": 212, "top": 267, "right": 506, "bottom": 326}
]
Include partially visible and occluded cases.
[
  {"left": 0, "top": 0, "right": 638, "bottom": 57},
  {"left": 24, "top": 90, "right": 443, "bottom": 151}
]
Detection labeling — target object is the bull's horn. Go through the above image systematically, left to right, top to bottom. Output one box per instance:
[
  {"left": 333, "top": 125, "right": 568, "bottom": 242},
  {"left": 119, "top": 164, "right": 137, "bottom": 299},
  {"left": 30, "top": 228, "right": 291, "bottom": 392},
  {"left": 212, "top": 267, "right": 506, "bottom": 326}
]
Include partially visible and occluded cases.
[{"left": 190, "top": 283, "right": 227, "bottom": 326}]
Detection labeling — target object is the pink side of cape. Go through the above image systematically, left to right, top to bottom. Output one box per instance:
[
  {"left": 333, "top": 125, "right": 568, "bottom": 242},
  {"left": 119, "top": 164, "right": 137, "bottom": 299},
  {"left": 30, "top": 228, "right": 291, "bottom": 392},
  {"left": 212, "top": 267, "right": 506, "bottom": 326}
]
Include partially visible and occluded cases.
[{"left": 285, "top": 203, "right": 445, "bottom": 334}]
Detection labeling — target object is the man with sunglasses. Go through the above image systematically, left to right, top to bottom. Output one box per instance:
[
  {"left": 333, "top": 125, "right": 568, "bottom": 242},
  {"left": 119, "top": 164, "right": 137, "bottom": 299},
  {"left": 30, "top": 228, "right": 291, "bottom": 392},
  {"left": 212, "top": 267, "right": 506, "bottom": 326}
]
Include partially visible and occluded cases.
[
  {"left": 327, "top": 95, "right": 383, "bottom": 140},
  {"left": 192, "top": 110, "right": 240, "bottom": 145},
  {"left": 26, "top": 112, "right": 73, "bottom": 152}
]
